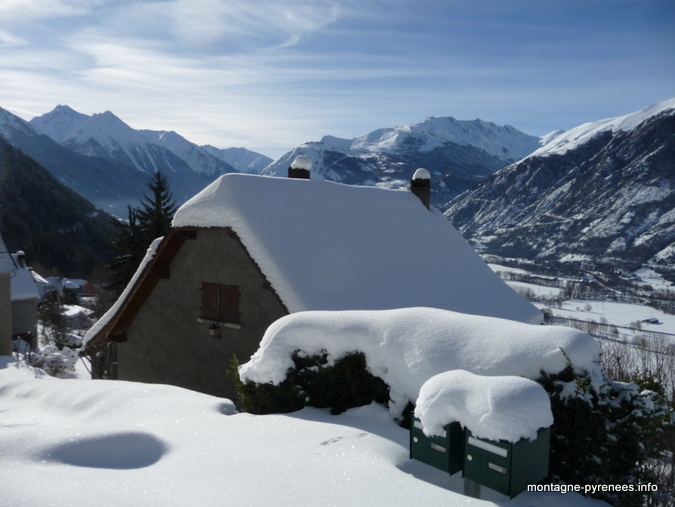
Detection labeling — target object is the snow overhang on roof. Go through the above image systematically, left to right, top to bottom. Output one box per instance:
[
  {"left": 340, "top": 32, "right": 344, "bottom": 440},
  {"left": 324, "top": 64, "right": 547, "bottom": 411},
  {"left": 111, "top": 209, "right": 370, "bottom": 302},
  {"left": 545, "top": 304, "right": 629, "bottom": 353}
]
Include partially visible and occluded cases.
[
  {"left": 174, "top": 174, "right": 542, "bottom": 324},
  {"left": 0, "top": 235, "right": 39, "bottom": 302}
]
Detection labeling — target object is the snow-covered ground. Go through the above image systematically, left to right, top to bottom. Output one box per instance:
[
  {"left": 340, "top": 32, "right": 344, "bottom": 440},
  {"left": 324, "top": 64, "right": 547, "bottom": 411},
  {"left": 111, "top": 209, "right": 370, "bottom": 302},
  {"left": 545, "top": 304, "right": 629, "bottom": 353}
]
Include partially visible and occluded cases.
[
  {"left": 489, "top": 263, "right": 675, "bottom": 336},
  {"left": 535, "top": 299, "right": 675, "bottom": 336},
  {"left": 0, "top": 355, "right": 608, "bottom": 507}
]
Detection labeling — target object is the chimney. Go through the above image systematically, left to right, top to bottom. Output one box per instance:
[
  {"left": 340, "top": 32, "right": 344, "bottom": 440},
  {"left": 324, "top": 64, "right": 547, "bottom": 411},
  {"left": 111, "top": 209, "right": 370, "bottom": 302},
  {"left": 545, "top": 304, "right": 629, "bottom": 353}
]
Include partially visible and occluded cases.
[
  {"left": 288, "top": 155, "right": 311, "bottom": 179},
  {"left": 411, "top": 168, "right": 431, "bottom": 210},
  {"left": 15, "top": 250, "right": 26, "bottom": 268}
]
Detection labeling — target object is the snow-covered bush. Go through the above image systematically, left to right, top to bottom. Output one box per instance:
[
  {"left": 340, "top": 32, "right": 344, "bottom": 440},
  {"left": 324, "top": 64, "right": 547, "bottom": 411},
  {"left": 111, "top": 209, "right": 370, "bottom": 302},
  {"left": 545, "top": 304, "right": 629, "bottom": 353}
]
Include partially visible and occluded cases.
[
  {"left": 239, "top": 308, "right": 603, "bottom": 418},
  {"left": 27, "top": 346, "right": 80, "bottom": 377},
  {"left": 235, "top": 351, "right": 389, "bottom": 415},
  {"left": 537, "top": 363, "right": 668, "bottom": 507}
]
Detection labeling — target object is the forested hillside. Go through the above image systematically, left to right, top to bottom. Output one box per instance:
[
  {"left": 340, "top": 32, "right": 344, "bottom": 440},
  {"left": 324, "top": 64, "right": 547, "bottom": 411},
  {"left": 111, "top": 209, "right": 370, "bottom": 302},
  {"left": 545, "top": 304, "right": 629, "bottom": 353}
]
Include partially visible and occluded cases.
[{"left": 0, "top": 136, "right": 114, "bottom": 277}]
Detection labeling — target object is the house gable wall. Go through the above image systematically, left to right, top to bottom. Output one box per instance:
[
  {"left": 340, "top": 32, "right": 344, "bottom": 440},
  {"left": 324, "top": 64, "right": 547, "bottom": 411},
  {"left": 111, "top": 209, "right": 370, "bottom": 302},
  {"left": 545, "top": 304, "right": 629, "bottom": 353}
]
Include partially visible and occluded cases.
[
  {"left": 116, "top": 228, "right": 288, "bottom": 401},
  {"left": 12, "top": 299, "right": 37, "bottom": 343}
]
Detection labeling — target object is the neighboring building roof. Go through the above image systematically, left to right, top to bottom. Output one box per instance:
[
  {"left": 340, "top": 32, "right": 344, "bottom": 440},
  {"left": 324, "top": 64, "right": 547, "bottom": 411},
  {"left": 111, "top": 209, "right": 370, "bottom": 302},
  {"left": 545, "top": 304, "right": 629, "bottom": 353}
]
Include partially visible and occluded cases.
[
  {"left": 173, "top": 173, "right": 541, "bottom": 323},
  {"left": 0, "top": 233, "right": 38, "bottom": 302},
  {"left": 31, "top": 271, "right": 58, "bottom": 299},
  {"left": 63, "top": 278, "right": 88, "bottom": 289}
]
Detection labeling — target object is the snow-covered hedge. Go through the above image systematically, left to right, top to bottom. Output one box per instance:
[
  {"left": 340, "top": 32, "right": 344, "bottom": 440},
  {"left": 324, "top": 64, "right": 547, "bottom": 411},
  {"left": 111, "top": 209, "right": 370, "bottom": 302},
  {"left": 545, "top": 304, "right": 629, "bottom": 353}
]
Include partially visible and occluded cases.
[
  {"left": 239, "top": 307, "right": 602, "bottom": 417},
  {"left": 538, "top": 364, "right": 667, "bottom": 507}
]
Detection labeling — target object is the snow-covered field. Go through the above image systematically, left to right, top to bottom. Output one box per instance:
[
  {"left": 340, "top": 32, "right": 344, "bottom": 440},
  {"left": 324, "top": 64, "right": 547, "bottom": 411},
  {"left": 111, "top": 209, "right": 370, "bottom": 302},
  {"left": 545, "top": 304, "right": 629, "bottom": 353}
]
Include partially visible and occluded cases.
[
  {"left": 489, "top": 263, "right": 675, "bottom": 336},
  {"left": 534, "top": 299, "right": 675, "bottom": 336},
  {"left": 0, "top": 355, "right": 610, "bottom": 507}
]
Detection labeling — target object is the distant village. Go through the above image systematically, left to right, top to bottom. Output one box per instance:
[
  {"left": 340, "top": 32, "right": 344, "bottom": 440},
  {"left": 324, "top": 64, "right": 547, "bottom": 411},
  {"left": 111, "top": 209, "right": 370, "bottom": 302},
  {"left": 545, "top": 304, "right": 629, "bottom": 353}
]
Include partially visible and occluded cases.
[{"left": 1, "top": 233, "right": 98, "bottom": 356}]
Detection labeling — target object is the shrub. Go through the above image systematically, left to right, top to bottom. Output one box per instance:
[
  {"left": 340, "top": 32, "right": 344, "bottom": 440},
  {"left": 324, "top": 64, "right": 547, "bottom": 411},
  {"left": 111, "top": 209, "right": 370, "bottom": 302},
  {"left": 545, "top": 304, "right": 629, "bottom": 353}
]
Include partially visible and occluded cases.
[
  {"left": 28, "top": 346, "right": 79, "bottom": 377},
  {"left": 234, "top": 351, "right": 389, "bottom": 415},
  {"left": 537, "top": 365, "right": 668, "bottom": 507}
]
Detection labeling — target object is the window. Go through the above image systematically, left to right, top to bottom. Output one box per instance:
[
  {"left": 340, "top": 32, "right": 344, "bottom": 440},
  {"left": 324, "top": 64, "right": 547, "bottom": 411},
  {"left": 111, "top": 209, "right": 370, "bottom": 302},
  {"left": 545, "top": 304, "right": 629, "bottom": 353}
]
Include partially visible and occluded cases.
[{"left": 200, "top": 282, "right": 240, "bottom": 324}]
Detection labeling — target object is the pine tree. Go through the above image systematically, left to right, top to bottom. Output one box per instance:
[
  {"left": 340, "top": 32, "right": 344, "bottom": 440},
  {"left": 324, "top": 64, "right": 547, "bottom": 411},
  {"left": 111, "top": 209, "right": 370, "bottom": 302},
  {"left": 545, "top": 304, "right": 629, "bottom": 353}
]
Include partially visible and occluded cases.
[
  {"left": 135, "top": 171, "right": 178, "bottom": 245},
  {"left": 106, "top": 172, "right": 177, "bottom": 296},
  {"left": 106, "top": 206, "right": 144, "bottom": 296}
]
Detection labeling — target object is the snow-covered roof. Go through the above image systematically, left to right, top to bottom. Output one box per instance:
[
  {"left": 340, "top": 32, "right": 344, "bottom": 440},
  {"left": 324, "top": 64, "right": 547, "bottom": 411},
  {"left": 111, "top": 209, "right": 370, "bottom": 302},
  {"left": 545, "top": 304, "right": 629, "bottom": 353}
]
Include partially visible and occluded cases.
[
  {"left": 173, "top": 174, "right": 541, "bottom": 323},
  {"left": 0, "top": 233, "right": 38, "bottom": 302},
  {"left": 85, "top": 238, "right": 163, "bottom": 344},
  {"left": 239, "top": 307, "right": 602, "bottom": 417},
  {"left": 415, "top": 370, "right": 553, "bottom": 443}
]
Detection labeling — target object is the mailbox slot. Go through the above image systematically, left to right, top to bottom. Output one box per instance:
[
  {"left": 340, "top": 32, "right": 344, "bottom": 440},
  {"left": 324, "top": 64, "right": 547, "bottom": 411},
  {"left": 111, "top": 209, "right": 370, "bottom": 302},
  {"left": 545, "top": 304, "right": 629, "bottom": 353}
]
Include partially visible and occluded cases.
[
  {"left": 410, "top": 416, "right": 464, "bottom": 474},
  {"left": 463, "top": 427, "right": 550, "bottom": 498}
]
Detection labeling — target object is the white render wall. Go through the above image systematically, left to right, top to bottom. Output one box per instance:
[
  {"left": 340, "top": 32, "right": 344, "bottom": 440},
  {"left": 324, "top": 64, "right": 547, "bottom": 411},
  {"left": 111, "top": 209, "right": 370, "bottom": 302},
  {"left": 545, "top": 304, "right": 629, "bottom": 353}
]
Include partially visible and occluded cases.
[{"left": 0, "top": 273, "right": 11, "bottom": 356}]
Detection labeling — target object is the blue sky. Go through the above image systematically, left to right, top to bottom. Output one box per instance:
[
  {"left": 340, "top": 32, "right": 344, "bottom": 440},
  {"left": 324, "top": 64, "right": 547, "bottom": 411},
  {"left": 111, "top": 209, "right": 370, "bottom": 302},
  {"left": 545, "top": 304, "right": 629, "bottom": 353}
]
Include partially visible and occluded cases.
[{"left": 1, "top": 0, "right": 673, "bottom": 159}]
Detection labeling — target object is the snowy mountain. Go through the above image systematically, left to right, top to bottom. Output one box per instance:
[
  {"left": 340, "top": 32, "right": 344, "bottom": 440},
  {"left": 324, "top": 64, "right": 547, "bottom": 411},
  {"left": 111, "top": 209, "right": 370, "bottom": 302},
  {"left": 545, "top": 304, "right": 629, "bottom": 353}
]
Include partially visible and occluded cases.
[
  {"left": 445, "top": 98, "right": 675, "bottom": 268},
  {"left": 0, "top": 105, "right": 268, "bottom": 216},
  {"left": 30, "top": 105, "right": 238, "bottom": 178},
  {"left": 0, "top": 106, "right": 149, "bottom": 216},
  {"left": 261, "top": 117, "right": 542, "bottom": 209},
  {"left": 201, "top": 145, "right": 273, "bottom": 173}
]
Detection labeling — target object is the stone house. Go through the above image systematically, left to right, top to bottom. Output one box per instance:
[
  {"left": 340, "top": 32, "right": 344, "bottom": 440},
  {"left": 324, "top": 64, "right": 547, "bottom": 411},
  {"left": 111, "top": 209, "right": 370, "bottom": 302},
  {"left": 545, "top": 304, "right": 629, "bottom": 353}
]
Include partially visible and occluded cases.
[{"left": 85, "top": 162, "right": 541, "bottom": 401}]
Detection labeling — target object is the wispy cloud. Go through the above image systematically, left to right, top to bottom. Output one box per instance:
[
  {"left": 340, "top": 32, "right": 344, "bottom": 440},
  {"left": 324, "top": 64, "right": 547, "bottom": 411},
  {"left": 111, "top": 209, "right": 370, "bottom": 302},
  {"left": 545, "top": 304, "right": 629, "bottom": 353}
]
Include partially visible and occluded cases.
[
  {"left": 0, "top": 0, "right": 672, "bottom": 158},
  {"left": 0, "top": 0, "right": 105, "bottom": 20},
  {"left": 167, "top": 0, "right": 341, "bottom": 49},
  {"left": 0, "top": 30, "right": 26, "bottom": 48}
]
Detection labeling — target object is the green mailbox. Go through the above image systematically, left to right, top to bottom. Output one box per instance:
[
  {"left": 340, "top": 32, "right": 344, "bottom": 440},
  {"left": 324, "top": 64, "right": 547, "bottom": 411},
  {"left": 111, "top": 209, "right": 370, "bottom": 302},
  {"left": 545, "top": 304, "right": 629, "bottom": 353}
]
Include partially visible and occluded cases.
[
  {"left": 410, "top": 416, "right": 464, "bottom": 474},
  {"left": 463, "top": 427, "right": 550, "bottom": 498}
]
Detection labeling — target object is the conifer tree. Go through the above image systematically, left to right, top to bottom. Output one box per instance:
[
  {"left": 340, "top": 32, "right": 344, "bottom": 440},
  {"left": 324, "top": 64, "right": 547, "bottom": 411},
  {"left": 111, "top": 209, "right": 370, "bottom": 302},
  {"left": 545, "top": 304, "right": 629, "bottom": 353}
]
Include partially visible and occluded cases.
[
  {"left": 135, "top": 171, "right": 178, "bottom": 245},
  {"left": 106, "top": 172, "right": 177, "bottom": 296}
]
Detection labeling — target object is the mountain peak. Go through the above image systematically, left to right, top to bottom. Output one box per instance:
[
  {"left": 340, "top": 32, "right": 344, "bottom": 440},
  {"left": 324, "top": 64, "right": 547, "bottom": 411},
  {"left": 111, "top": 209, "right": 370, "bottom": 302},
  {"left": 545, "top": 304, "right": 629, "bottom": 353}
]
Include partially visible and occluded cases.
[
  {"left": 532, "top": 97, "right": 675, "bottom": 158},
  {"left": 52, "top": 104, "right": 83, "bottom": 116},
  {"left": 29, "top": 105, "right": 90, "bottom": 143},
  {"left": 90, "top": 110, "right": 129, "bottom": 127},
  {"left": 261, "top": 115, "right": 543, "bottom": 208},
  {"left": 349, "top": 115, "right": 541, "bottom": 162}
]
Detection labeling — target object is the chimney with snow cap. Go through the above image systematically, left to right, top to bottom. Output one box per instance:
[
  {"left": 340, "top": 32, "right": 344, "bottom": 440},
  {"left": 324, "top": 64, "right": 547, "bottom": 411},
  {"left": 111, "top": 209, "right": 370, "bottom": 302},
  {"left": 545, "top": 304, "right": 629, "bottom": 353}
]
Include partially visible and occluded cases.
[
  {"left": 288, "top": 155, "right": 311, "bottom": 179},
  {"left": 411, "top": 168, "right": 431, "bottom": 210},
  {"left": 15, "top": 250, "right": 26, "bottom": 268}
]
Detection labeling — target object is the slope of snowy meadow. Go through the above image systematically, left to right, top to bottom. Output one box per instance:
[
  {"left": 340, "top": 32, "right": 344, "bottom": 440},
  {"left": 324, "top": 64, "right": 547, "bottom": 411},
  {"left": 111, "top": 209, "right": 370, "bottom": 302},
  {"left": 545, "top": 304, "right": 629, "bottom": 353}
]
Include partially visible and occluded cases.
[
  {"left": 489, "top": 263, "right": 675, "bottom": 335},
  {"left": 0, "top": 355, "right": 608, "bottom": 507}
]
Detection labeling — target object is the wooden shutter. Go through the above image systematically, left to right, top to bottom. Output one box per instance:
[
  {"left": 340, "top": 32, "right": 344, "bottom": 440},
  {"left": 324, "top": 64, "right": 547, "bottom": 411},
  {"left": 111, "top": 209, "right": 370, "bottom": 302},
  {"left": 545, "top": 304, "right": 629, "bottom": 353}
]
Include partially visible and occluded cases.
[
  {"left": 200, "top": 282, "right": 221, "bottom": 321},
  {"left": 200, "top": 283, "right": 240, "bottom": 323},
  {"left": 220, "top": 284, "right": 240, "bottom": 324}
]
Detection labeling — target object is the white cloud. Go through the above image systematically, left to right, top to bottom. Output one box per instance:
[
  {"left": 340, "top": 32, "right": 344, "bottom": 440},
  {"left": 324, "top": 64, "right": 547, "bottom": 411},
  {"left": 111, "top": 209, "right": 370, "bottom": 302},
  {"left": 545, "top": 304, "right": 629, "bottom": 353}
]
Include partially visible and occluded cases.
[
  {"left": 0, "top": 0, "right": 105, "bottom": 20},
  {"left": 168, "top": 0, "right": 341, "bottom": 49},
  {"left": 0, "top": 30, "right": 27, "bottom": 48}
]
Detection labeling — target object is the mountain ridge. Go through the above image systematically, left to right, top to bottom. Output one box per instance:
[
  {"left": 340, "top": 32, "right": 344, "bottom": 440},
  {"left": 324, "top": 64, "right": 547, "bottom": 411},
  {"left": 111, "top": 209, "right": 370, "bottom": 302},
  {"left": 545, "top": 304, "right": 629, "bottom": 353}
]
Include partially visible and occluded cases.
[
  {"left": 445, "top": 98, "right": 675, "bottom": 268},
  {"left": 30, "top": 106, "right": 237, "bottom": 177},
  {"left": 261, "top": 116, "right": 542, "bottom": 208}
]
